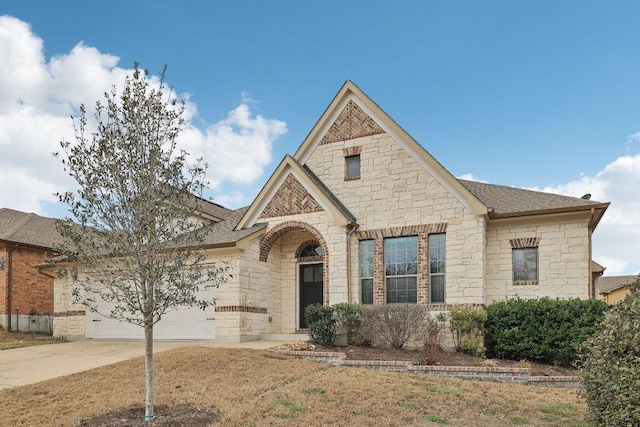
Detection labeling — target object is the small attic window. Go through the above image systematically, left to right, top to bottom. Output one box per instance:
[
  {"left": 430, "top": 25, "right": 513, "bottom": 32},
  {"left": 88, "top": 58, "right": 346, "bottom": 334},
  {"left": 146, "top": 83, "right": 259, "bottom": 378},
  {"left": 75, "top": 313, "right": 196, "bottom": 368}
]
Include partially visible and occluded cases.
[{"left": 345, "top": 155, "right": 361, "bottom": 180}]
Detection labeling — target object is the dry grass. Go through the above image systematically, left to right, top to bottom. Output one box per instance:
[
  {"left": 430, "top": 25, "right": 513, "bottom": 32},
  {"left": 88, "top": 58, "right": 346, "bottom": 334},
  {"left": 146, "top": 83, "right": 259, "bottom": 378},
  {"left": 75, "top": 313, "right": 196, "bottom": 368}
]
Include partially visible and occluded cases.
[
  {"left": 0, "top": 327, "right": 58, "bottom": 350},
  {"left": 0, "top": 347, "right": 593, "bottom": 426}
]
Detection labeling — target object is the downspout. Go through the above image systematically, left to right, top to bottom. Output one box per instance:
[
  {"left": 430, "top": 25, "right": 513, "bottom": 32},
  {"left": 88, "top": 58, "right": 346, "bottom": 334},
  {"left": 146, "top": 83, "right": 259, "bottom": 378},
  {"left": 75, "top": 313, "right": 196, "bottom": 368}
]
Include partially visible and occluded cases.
[
  {"left": 588, "top": 208, "right": 595, "bottom": 299},
  {"left": 345, "top": 223, "right": 359, "bottom": 303},
  {"left": 6, "top": 245, "right": 17, "bottom": 331}
]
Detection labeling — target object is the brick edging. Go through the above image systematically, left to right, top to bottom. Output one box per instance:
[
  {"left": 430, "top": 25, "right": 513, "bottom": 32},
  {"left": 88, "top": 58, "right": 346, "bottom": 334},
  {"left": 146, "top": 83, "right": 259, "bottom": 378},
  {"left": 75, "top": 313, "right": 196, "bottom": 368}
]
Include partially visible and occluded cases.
[{"left": 272, "top": 350, "right": 581, "bottom": 388}]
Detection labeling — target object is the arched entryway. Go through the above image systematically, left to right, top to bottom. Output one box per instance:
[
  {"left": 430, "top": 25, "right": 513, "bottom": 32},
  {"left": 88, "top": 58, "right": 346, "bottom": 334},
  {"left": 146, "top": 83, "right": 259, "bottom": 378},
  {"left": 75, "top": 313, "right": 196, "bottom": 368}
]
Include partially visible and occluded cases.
[{"left": 260, "top": 221, "right": 329, "bottom": 330}]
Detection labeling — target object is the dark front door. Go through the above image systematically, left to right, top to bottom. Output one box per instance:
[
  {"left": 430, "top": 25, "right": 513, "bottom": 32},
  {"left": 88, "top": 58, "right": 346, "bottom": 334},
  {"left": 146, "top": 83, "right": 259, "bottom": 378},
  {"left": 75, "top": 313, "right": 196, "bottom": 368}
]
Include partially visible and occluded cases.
[{"left": 299, "top": 263, "right": 323, "bottom": 329}]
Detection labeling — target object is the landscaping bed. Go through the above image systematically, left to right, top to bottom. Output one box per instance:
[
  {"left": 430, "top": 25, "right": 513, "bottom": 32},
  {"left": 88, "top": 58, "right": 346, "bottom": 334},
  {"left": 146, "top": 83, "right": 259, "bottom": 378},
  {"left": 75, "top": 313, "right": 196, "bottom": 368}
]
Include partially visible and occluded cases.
[{"left": 274, "top": 342, "right": 578, "bottom": 377}]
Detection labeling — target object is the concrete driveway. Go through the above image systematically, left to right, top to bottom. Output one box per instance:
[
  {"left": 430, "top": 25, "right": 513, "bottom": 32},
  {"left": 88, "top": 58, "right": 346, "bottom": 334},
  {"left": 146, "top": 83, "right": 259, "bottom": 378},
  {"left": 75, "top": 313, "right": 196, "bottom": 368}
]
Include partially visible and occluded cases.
[{"left": 0, "top": 340, "right": 291, "bottom": 390}]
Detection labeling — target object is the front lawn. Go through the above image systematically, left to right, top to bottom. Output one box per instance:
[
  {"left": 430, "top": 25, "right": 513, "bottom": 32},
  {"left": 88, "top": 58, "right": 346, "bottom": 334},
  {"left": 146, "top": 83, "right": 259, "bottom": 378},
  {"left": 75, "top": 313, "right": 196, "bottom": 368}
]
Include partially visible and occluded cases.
[
  {"left": 0, "top": 326, "right": 58, "bottom": 350},
  {"left": 0, "top": 347, "right": 592, "bottom": 426}
]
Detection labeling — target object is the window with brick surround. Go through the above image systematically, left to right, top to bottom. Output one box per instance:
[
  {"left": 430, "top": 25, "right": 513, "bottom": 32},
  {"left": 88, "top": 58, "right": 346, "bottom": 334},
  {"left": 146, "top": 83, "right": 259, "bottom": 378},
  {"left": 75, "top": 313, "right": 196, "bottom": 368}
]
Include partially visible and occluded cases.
[
  {"left": 345, "top": 155, "right": 360, "bottom": 180},
  {"left": 429, "top": 233, "right": 446, "bottom": 303},
  {"left": 384, "top": 236, "right": 418, "bottom": 303},
  {"left": 360, "top": 240, "right": 374, "bottom": 304},
  {"left": 299, "top": 243, "right": 323, "bottom": 259},
  {"left": 513, "top": 247, "right": 538, "bottom": 285}
]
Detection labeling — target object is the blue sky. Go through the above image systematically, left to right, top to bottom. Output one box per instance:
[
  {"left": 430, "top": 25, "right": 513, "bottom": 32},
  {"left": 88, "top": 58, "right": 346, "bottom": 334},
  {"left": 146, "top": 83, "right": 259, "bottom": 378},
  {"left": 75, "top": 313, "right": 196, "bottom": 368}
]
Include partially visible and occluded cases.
[{"left": 1, "top": 1, "right": 639, "bottom": 275}]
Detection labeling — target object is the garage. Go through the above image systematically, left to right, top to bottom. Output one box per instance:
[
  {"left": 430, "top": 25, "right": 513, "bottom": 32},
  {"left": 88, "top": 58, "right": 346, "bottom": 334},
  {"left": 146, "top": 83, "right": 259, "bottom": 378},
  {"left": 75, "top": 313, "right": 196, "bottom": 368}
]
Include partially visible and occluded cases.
[{"left": 85, "top": 289, "right": 216, "bottom": 340}]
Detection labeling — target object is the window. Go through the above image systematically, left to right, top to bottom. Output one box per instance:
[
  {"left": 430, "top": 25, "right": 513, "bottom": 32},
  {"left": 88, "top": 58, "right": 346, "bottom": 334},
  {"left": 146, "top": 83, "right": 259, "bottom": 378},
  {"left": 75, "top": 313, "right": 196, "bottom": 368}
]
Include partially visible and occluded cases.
[
  {"left": 345, "top": 155, "right": 360, "bottom": 180},
  {"left": 429, "top": 233, "right": 446, "bottom": 303},
  {"left": 384, "top": 236, "right": 417, "bottom": 303},
  {"left": 360, "top": 240, "right": 374, "bottom": 304},
  {"left": 298, "top": 243, "right": 323, "bottom": 259},
  {"left": 513, "top": 247, "right": 538, "bottom": 284}
]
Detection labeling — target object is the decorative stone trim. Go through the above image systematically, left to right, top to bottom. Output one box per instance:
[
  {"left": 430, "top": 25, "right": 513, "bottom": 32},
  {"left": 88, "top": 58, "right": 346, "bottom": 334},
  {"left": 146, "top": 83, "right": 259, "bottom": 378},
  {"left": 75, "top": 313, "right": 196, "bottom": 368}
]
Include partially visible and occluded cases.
[
  {"left": 320, "top": 100, "right": 384, "bottom": 145},
  {"left": 342, "top": 146, "right": 362, "bottom": 157},
  {"left": 259, "top": 173, "right": 323, "bottom": 219},
  {"left": 259, "top": 221, "right": 330, "bottom": 305},
  {"left": 356, "top": 223, "right": 448, "bottom": 304},
  {"left": 356, "top": 223, "right": 447, "bottom": 240},
  {"left": 510, "top": 237, "right": 541, "bottom": 248},
  {"left": 215, "top": 305, "right": 268, "bottom": 314},
  {"left": 53, "top": 310, "right": 86, "bottom": 317},
  {"left": 273, "top": 350, "right": 582, "bottom": 387}
]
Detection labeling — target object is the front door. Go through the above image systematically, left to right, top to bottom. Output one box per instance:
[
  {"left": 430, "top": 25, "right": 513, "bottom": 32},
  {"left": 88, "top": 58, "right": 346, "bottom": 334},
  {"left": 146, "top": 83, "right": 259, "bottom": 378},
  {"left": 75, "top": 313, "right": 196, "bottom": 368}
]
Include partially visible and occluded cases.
[{"left": 299, "top": 263, "right": 323, "bottom": 329}]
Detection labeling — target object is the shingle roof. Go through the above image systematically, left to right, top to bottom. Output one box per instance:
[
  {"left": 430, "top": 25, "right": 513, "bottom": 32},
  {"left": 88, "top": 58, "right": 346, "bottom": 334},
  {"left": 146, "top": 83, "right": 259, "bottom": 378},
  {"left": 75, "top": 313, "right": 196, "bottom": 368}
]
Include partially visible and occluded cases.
[
  {"left": 458, "top": 180, "right": 609, "bottom": 218},
  {"left": 193, "top": 196, "right": 233, "bottom": 221},
  {"left": 200, "top": 207, "right": 266, "bottom": 247},
  {"left": 0, "top": 208, "right": 63, "bottom": 249},
  {"left": 596, "top": 275, "right": 638, "bottom": 295}
]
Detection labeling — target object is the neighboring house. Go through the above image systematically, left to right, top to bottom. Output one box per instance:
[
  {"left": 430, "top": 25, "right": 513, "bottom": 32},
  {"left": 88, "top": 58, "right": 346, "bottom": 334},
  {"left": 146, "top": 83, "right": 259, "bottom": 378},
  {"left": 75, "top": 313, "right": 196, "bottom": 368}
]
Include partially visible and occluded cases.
[
  {"left": 52, "top": 81, "right": 610, "bottom": 342},
  {"left": 0, "top": 208, "right": 62, "bottom": 333},
  {"left": 596, "top": 275, "right": 638, "bottom": 304}
]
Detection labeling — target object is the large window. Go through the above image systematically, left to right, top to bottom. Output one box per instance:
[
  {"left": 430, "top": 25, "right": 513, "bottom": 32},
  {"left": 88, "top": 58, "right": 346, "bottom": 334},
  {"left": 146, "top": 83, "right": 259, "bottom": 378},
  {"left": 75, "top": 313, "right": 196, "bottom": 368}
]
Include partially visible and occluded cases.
[
  {"left": 429, "top": 233, "right": 446, "bottom": 303},
  {"left": 384, "top": 236, "right": 418, "bottom": 303},
  {"left": 360, "top": 240, "right": 374, "bottom": 304},
  {"left": 513, "top": 247, "right": 538, "bottom": 284}
]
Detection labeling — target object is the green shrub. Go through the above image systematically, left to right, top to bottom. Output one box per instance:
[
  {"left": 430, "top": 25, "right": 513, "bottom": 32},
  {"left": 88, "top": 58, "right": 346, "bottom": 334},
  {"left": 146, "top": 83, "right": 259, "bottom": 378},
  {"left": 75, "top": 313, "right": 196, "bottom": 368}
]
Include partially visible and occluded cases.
[
  {"left": 579, "top": 277, "right": 640, "bottom": 426},
  {"left": 485, "top": 297, "right": 607, "bottom": 366},
  {"left": 333, "top": 303, "right": 364, "bottom": 346},
  {"left": 304, "top": 304, "right": 336, "bottom": 346},
  {"left": 361, "top": 304, "right": 427, "bottom": 349},
  {"left": 448, "top": 307, "right": 486, "bottom": 357}
]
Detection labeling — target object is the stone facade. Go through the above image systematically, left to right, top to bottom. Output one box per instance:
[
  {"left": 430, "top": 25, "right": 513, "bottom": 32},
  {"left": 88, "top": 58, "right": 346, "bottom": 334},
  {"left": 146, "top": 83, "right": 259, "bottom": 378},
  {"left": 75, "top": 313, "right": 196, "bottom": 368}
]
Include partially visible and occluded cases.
[
  {"left": 51, "top": 82, "right": 605, "bottom": 342},
  {"left": 485, "top": 214, "right": 592, "bottom": 303},
  {"left": 52, "top": 271, "right": 86, "bottom": 339}
]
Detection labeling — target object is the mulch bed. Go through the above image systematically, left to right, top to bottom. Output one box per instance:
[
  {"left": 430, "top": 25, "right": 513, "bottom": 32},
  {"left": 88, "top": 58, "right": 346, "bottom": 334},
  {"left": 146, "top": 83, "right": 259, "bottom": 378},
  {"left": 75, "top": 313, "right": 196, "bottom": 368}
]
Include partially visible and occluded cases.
[
  {"left": 279, "top": 343, "right": 578, "bottom": 377},
  {"left": 77, "top": 404, "right": 221, "bottom": 427}
]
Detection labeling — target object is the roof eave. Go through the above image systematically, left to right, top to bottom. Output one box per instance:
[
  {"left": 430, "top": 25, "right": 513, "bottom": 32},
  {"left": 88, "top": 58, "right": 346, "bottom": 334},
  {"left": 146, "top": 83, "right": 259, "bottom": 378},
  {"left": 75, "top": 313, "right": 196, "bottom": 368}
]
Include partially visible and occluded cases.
[{"left": 487, "top": 203, "right": 610, "bottom": 221}]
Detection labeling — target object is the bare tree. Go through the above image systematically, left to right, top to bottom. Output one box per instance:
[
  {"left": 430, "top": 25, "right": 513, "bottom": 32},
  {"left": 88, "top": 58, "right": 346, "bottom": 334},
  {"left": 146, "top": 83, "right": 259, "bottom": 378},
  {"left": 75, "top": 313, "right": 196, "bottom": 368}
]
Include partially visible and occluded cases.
[{"left": 53, "top": 64, "right": 227, "bottom": 421}]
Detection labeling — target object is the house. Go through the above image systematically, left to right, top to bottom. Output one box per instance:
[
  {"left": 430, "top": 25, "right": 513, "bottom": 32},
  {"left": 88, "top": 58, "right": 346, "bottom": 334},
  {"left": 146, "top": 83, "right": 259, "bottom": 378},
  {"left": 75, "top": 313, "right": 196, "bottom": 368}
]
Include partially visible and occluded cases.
[
  {"left": 52, "top": 81, "right": 610, "bottom": 342},
  {"left": 0, "top": 208, "right": 62, "bottom": 333},
  {"left": 596, "top": 275, "right": 638, "bottom": 304}
]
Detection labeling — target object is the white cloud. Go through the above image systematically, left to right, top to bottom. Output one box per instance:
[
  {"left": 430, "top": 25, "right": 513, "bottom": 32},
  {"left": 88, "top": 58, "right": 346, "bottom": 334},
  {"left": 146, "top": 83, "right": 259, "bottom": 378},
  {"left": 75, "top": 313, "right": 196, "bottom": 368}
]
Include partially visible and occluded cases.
[
  {"left": 0, "top": 15, "right": 286, "bottom": 217},
  {"left": 180, "top": 104, "right": 287, "bottom": 190},
  {"left": 537, "top": 155, "right": 640, "bottom": 276},
  {"left": 457, "top": 173, "right": 489, "bottom": 183},
  {"left": 211, "top": 192, "right": 247, "bottom": 209}
]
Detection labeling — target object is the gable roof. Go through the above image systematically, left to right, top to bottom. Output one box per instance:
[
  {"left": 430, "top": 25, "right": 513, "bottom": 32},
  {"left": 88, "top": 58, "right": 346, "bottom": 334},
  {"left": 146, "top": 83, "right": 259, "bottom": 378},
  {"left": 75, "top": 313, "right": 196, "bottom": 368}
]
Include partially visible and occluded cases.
[
  {"left": 237, "top": 80, "right": 610, "bottom": 231},
  {"left": 291, "top": 80, "right": 488, "bottom": 217},
  {"left": 235, "top": 155, "right": 357, "bottom": 230},
  {"left": 459, "top": 180, "right": 609, "bottom": 226},
  {"left": 200, "top": 207, "right": 266, "bottom": 249},
  {"left": 0, "top": 208, "right": 63, "bottom": 250},
  {"left": 596, "top": 275, "right": 638, "bottom": 295}
]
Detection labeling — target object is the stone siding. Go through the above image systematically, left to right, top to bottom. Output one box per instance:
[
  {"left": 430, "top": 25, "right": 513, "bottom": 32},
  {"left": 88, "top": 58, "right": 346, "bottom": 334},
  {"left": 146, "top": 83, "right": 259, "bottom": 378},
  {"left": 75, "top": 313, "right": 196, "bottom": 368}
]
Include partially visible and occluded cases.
[
  {"left": 304, "top": 133, "right": 486, "bottom": 305},
  {"left": 485, "top": 215, "right": 591, "bottom": 303},
  {"left": 52, "top": 270, "right": 86, "bottom": 338}
]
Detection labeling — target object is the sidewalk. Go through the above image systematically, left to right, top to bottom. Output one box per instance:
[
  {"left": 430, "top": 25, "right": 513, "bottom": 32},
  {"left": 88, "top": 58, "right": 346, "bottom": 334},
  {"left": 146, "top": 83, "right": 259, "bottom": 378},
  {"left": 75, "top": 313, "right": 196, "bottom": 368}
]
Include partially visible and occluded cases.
[{"left": 0, "top": 340, "right": 293, "bottom": 390}]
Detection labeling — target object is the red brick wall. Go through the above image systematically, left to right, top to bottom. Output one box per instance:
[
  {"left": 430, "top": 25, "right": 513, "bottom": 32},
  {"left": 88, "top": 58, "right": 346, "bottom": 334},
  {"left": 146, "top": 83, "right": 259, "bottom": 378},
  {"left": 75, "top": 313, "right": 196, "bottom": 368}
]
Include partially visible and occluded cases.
[{"left": 0, "top": 244, "right": 54, "bottom": 316}]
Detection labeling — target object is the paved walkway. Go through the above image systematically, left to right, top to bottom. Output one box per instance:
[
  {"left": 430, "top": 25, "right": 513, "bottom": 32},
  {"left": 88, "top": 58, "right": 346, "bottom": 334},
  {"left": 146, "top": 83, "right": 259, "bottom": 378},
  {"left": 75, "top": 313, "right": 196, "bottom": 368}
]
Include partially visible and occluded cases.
[{"left": 0, "top": 340, "right": 294, "bottom": 390}]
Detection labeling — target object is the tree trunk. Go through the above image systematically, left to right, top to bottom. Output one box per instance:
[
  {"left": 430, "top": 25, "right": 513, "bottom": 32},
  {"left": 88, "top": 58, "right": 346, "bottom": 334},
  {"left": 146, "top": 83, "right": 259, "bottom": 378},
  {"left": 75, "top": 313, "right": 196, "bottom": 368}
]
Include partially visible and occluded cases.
[{"left": 144, "top": 322, "right": 155, "bottom": 421}]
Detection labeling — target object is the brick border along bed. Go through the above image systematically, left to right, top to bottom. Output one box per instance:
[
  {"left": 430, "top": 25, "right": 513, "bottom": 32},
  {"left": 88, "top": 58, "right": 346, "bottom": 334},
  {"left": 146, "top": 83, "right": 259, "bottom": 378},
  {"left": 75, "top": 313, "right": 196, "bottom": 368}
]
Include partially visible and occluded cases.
[{"left": 272, "top": 350, "right": 581, "bottom": 388}]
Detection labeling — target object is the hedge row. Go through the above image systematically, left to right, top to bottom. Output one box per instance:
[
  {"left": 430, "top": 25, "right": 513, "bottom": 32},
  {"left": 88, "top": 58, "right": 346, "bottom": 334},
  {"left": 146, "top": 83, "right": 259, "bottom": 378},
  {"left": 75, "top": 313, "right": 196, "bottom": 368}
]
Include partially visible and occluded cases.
[{"left": 485, "top": 297, "right": 607, "bottom": 366}]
